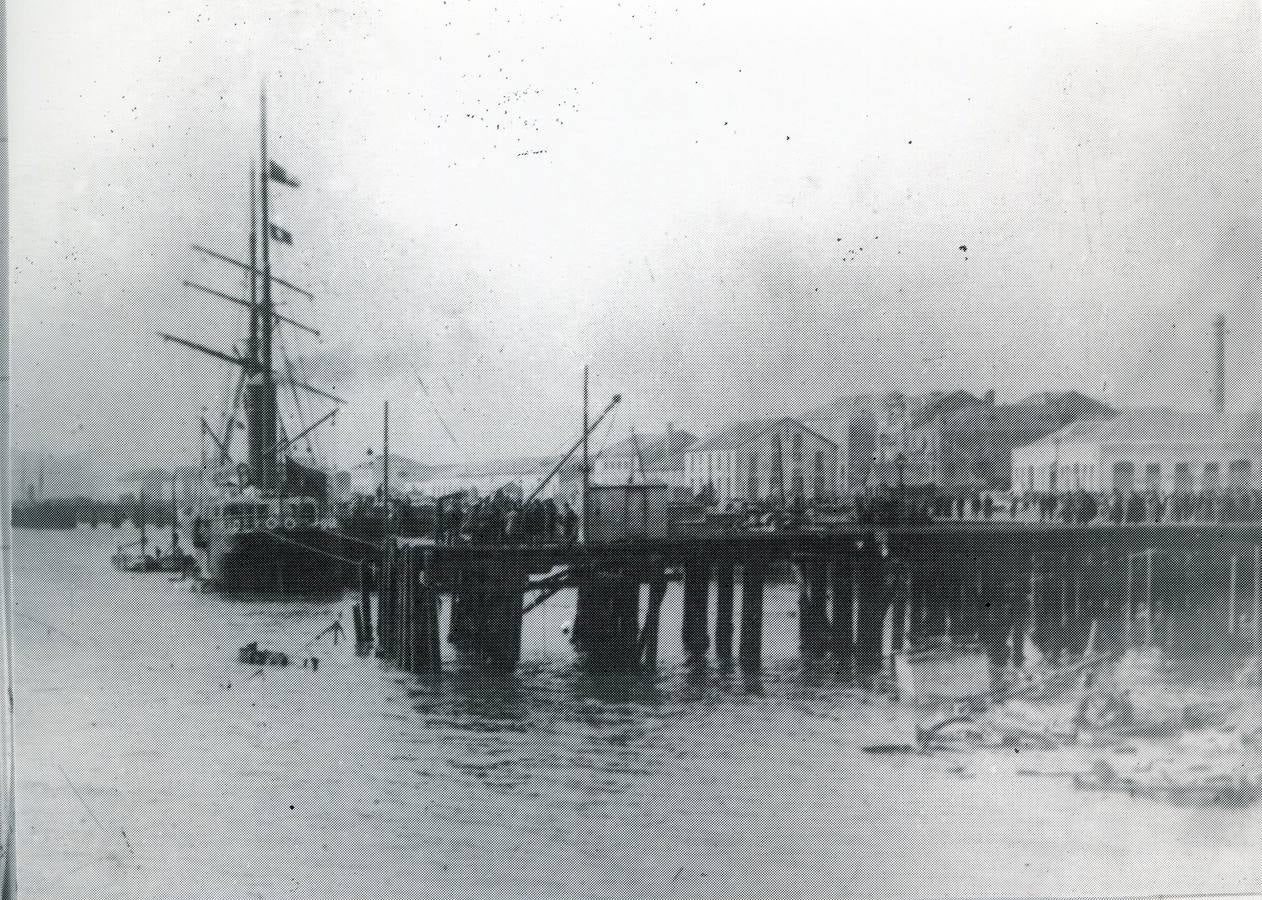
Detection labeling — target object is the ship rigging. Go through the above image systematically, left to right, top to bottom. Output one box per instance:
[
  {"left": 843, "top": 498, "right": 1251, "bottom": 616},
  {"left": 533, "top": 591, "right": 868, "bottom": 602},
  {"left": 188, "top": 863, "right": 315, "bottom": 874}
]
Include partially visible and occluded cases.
[{"left": 161, "top": 83, "right": 346, "bottom": 596}]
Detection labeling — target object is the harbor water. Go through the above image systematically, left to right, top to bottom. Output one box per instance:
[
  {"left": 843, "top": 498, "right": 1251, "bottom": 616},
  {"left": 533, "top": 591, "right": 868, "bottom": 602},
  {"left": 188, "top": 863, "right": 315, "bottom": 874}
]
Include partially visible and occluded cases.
[{"left": 13, "top": 526, "right": 1262, "bottom": 898}]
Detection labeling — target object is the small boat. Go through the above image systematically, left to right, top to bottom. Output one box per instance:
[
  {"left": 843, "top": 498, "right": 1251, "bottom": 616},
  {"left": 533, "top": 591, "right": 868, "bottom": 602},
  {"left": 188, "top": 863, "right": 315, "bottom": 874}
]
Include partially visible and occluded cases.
[{"left": 111, "top": 484, "right": 197, "bottom": 574}]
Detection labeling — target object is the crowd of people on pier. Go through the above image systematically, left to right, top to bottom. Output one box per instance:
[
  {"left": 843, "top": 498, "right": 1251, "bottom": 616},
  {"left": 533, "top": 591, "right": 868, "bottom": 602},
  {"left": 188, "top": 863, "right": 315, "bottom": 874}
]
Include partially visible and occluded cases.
[
  {"left": 339, "top": 479, "right": 1262, "bottom": 547},
  {"left": 856, "top": 484, "right": 1262, "bottom": 526},
  {"left": 343, "top": 491, "right": 581, "bottom": 545}
]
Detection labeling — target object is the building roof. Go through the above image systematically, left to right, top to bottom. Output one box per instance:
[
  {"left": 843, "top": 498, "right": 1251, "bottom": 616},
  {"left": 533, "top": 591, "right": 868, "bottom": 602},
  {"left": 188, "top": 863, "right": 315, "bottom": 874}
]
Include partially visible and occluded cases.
[
  {"left": 907, "top": 389, "right": 983, "bottom": 428},
  {"left": 992, "top": 391, "right": 1117, "bottom": 446},
  {"left": 1027, "top": 406, "right": 1262, "bottom": 453},
  {"left": 694, "top": 417, "right": 837, "bottom": 453},
  {"left": 599, "top": 430, "right": 696, "bottom": 472}
]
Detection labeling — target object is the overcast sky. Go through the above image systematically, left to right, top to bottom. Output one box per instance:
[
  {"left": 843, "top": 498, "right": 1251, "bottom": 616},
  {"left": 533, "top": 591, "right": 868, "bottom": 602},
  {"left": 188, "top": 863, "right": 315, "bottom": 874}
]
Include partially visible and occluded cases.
[{"left": 9, "top": 0, "right": 1262, "bottom": 480}]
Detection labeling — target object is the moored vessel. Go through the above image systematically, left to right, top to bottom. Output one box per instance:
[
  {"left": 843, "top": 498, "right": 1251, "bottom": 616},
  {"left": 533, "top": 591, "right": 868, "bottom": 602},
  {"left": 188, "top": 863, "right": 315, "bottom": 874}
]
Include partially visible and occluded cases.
[{"left": 166, "top": 83, "right": 345, "bottom": 598}]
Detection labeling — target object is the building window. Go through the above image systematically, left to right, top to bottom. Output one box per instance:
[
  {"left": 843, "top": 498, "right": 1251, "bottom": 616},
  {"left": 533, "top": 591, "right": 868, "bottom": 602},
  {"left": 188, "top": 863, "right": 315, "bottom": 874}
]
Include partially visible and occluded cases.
[
  {"left": 747, "top": 450, "right": 759, "bottom": 501},
  {"left": 1229, "top": 459, "right": 1251, "bottom": 491},
  {"left": 1112, "top": 461, "right": 1135, "bottom": 493},
  {"left": 1174, "top": 462, "right": 1191, "bottom": 492},
  {"left": 1204, "top": 462, "right": 1220, "bottom": 493},
  {"left": 1144, "top": 463, "right": 1160, "bottom": 492}
]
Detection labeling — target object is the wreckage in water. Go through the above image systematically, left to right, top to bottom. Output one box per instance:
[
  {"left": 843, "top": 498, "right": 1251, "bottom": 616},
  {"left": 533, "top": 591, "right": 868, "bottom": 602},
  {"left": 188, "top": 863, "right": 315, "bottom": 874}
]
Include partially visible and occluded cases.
[{"left": 164, "top": 84, "right": 345, "bottom": 597}]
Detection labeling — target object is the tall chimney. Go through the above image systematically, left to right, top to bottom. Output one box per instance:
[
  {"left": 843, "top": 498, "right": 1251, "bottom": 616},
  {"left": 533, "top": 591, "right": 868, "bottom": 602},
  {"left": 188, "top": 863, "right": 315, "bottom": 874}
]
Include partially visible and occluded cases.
[{"left": 1214, "top": 312, "right": 1226, "bottom": 418}]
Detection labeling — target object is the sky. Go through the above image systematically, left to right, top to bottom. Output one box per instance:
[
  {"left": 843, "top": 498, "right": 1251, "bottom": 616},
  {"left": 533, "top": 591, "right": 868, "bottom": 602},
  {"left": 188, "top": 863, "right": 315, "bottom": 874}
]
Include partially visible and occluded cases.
[{"left": 9, "top": 0, "right": 1262, "bottom": 487}]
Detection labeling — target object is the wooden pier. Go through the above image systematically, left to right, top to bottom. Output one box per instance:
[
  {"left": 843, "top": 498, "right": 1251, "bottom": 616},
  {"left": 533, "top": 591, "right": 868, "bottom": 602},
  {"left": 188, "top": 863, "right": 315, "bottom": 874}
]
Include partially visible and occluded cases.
[{"left": 359, "top": 522, "right": 1262, "bottom": 678}]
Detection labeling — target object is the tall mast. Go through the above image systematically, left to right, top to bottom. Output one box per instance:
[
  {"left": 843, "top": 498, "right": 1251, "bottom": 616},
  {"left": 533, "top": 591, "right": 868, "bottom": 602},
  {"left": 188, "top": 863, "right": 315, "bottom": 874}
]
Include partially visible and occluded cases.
[
  {"left": 259, "top": 82, "right": 277, "bottom": 492},
  {"left": 246, "top": 159, "right": 264, "bottom": 483},
  {"left": 248, "top": 161, "right": 259, "bottom": 368},
  {"left": 581, "top": 365, "right": 589, "bottom": 544}
]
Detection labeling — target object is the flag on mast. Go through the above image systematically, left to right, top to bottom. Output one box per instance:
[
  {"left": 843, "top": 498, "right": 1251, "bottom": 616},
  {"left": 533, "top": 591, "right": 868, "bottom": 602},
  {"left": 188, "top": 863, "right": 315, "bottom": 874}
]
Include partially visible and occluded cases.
[
  {"left": 268, "top": 160, "right": 300, "bottom": 188},
  {"left": 269, "top": 223, "right": 294, "bottom": 245}
]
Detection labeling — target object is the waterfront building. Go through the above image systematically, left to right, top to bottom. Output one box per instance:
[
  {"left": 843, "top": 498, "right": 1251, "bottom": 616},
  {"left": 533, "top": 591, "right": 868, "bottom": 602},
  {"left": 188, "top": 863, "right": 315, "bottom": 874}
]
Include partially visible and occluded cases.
[
  {"left": 881, "top": 389, "right": 1115, "bottom": 494},
  {"left": 799, "top": 395, "right": 883, "bottom": 497},
  {"left": 1011, "top": 407, "right": 1262, "bottom": 496},
  {"left": 684, "top": 417, "right": 838, "bottom": 506},
  {"left": 591, "top": 428, "right": 696, "bottom": 489}
]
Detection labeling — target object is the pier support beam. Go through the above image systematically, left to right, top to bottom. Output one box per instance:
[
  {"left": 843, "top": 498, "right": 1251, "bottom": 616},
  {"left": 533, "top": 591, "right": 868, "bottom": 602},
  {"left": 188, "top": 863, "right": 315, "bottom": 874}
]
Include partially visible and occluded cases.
[
  {"left": 854, "top": 535, "right": 886, "bottom": 682},
  {"left": 922, "top": 540, "right": 949, "bottom": 645},
  {"left": 979, "top": 541, "right": 1006, "bottom": 667},
  {"left": 906, "top": 544, "right": 929, "bottom": 651},
  {"left": 400, "top": 545, "right": 414, "bottom": 671},
  {"left": 888, "top": 546, "right": 909, "bottom": 655},
  {"left": 830, "top": 547, "right": 855, "bottom": 673},
  {"left": 420, "top": 553, "right": 442, "bottom": 673},
  {"left": 483, "top": 553, "right": 526, "bottom": 671},
  {"left": 800, "top": 555, "right": 829, "bottom": 657},
  {"left": 682, "top": 556, "right": 711, "bottom": 659},
  {"left": 739, "top": 557, "right": 765, "bottom": 670},
  {"left": 358, "top": 558, "right": 373, "bottom": 652},
  {"left": 614, "top": 559, "right": 643, "bottom": 668},
  {"left": 715, "top": 560, "right": 735, "bottom": 662},
  {"left": 641, "top": 561, "right": 667, "bottom": 668}
]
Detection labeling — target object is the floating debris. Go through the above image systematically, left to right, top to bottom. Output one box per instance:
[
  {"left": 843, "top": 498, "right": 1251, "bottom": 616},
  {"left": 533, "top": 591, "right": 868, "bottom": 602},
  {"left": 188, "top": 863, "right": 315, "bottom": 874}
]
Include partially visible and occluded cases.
[
  {"left": 238, "top": 642, "right": 290, "bottom": 667},
  {"left": 888, "top": 647, "right": 1262, "bottom": 808}
]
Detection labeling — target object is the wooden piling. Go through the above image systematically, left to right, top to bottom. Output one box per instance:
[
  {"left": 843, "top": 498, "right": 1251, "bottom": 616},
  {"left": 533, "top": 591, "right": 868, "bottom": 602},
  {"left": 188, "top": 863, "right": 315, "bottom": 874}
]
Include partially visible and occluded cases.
[
  {"left": 854, "top": 535, "right": 886, "bottom": 681},
  {"left": 914, "top": 539, "right": 942, "bottom": 647},
  {"left": 979, "top": 542, "right": 1005, "bottom": 667},
  {"left": 906, "top": 544, "right": 927, "bottom": 650},
  {"left": 1253, "top": 544, "right": 1261, "bottom": 650},
  {"left": 399, "top": 545, "right": 413, "bottom": 670},
  {"left": 888, "top": 545, "right": 908, "bottom": 655},
  {"left": 1008, "top": 546, "right": 1032, "bottom": 669},
  {"left": 1093, "top": 546, "right": 1121, "bottom": 654},
  {"left": 1150, "top": 546, "right": 1181, "bottom": 649},
  {"left": 376, "top": 547, "right": 395, "bottom": 660},
  {"left": 830, "top": 547, "right": 855, "bottom": 671},
  {"left": 1030, "top": 549, "right": 1054, "bottom": 663},
  {"left": 1067, "top": 549, "right": 1091, "bottom": 658},
  {"left": 943, "top": 550, "right": 964, "bottom": 644},
  {"left": 484, "top": 552, "right": 526, "bottom": 671},
  {"left": 426, "top": 555, "right": 442, "bottom": 672},
  {"left": 800, "top": 555, "right": 828, "bottom": 657},
  {"left": 682, "top": 556, "right": 710, "bottom": 658},
  {"left": 739, "top": 556, "right": 765, "bottom": 670},
  {"left": 358, "top": 559, "right": 373, "bottom": 649},
  {"left": 614, "top": 559, "right": 642, "bottom": 667},
  {"left": 715, "top": 560, "right": 735, "bottom": 662},
  {"left": 641, "top": 562, "right": 667, "bottom": 667},
  {"left": 351, "top": 601, "right": 364, "bottom": 649}
]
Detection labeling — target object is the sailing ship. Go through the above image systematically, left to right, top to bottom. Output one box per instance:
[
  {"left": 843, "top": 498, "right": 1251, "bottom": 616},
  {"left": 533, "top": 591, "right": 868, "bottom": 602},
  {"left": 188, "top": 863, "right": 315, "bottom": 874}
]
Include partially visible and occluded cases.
[{"left": 164, "top": 84, "right": 344, "bottom": 597}]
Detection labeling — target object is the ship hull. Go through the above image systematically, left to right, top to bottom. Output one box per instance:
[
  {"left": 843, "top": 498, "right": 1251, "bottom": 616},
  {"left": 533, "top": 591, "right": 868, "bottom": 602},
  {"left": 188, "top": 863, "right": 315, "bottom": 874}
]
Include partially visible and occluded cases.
[{"left": 203, "top": 525, "right": 342, "bottom": 598}]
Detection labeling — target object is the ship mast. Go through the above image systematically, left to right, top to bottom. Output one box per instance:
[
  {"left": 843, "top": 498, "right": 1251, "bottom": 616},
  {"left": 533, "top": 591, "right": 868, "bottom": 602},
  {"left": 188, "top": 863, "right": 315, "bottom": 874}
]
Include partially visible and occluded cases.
[
  {"left": 258, "top": 82, "right": 278, "bottom": 493},
  {"left": 246, "top": 159, "right": 264, "bottom": 484}
]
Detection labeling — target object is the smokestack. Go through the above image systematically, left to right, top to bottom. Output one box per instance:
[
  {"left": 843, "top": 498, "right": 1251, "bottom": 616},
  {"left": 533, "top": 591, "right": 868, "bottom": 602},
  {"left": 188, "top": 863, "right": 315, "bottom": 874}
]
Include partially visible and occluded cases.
[{"left": 1214, "top": 312, "right": 1227, "bottom": 418}]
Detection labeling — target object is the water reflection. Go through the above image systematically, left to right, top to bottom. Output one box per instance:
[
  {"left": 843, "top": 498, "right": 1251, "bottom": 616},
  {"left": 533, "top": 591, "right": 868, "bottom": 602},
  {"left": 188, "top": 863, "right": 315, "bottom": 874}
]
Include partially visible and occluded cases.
[{"left": 16, "top": 528, "right": 1262, "bottom": 900}]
